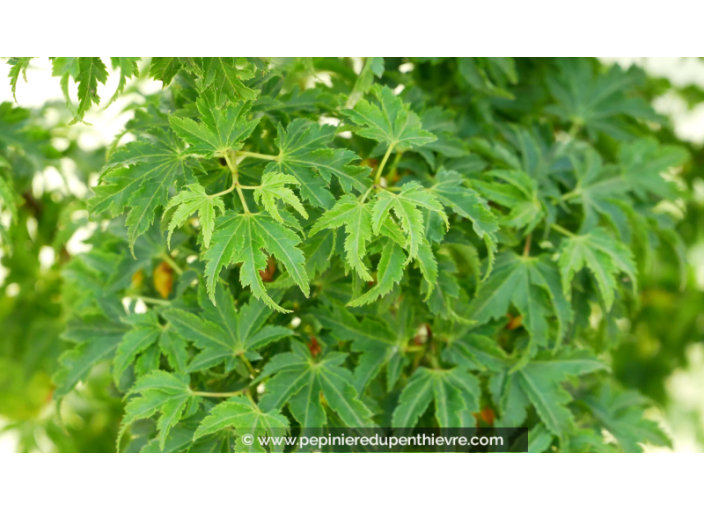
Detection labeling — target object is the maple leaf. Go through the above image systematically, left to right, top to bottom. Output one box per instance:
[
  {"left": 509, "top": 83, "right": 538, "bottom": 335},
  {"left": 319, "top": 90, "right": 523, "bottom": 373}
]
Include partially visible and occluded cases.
[
  {"left": 7, "top": 57, "right": 32, "bottom": 101},
  {"left": 50, "top": 57, "right": 79, "bottom": 114},
  {"left": 74, "top": 57, "right": 109, "bottom": 122},
  {"left": 105, "top": 57, "right": 141, "bottom": 107},
  {"left": 149, "top": 57, "right": 190, "bottom": 86},
  {"left": 200, "top": 57, "right": 259, "bottom": 103},
  {"left": 345, "top": 57, "right": 384, "bottom": 108},
  {"left": 458, "top": 57, "right": 518, "bottom": 98},
  {"left": 545, "top": 58, "right": 663, "bottom": 139},
  {"left": 342, "top": 84, "right": 436, "bottom": 151},
  {"left": 169, "top": 89, "right": 260, "bottom": 157},
  {"left": 415, "top": 108, "right": 469, "bottom": 167},
  {"left": 265, "top": 119, "right": 370, "bottom": 209},
  {"left": 88, "top": 129, "right": 201, "bottom": 246},
  {"left": 618, "top": 137, "right": 688, "bottom": 200},
  {"left": 564, "top": 148, "right": 630, "bottom": 235},
  {"left": 431, "top": 170, "right": 497, "bottom": 239},
  {"left": 472, "top": 170, "right": 544, "bottom": 232},
  {"left": 253, "top": 172, "right": 307, "bottom": 223},
  {"left": 371, "top": 182, "right": 448, "bottom": 263},
  {"left": 163, "top": 183, "right": 225, "bottom": 248},
  {"left": 308, "top": 194, "right": 374, "bottom": 281},
  {"left": 204, "top": 212, "right": 309, "bottom": 312},
  {"left": 558, "top": 227, "right": 637, "bottom": 310},
  {"left": 347, "top": 240, "right": 405, "bottom": 307},
  {"left": 468, "top": 253, "right": 573, "bottom": 348},
  {"left": 162, "top": 283, "right": 292, "bottom": 372},
  {"left": 316, "top": 305, "right": 408, "bottom": 392},
  {"left": 113, "top": 311, "right": 189, "bottom": 385},
  {"left": 54, "top": 313, "right": 130, "bottom": 399},
  {"left": 442, "top": 332, "right": 509, "bottom": 373},
  {"left": 258, "top": 342, "right": 375, "bottom": 429},
  {"left": 490, "top": 350, "right": 606, "bottom": 442},
  {"left": 392, "top": 367, "right": 481, "bottom": 428},
  {"left": 119, "top": 370, "right": 200, "bottom": 451},
  {"left": 582, "top": 385, "right": 671, "bottom": 452},
  {"left": 193, "top": 396, "right": 290, "bottom": 453}
]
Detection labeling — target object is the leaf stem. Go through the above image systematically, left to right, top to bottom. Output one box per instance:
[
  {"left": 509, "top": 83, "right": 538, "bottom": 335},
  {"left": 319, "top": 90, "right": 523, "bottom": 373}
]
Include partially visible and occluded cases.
[
  {"left": 568, "top": 120, "right": 583, "bottom": 139},
  {"left": 373, "top": 143, "right": 396, "bottom": 185},
  {"left": 238, "top": 150, "right": 279, "bottom": 162},
  {"left": 209, "top": 151, "right": 238, "bottom": 198},
  {"left": 217, "top": 151, "right": 251, "bottom": 213},
  {"left": 359, "top": 185, "right": 376, "bottom": 203},
  {"left": 236, "top": 186, "right": 250, "bottom": 214},
  {"left": 561, "top": 189, "right": 581, "bottom": 201},
  {"left": 551, "top": 223, "right": 575, "bottom": 238},
  {"left": 523, "top": 233, "right": 532, "bottom": 257},
  {"left": 160, "top": 252, "right": 183, "bottom": 275},
  {"left": 129, "top": 295, "right": 172, "bottom": 306},
  {"left": 240, "top": 354, "right": 257, "bottom": 377},
  {"left": 192, "top": 390, "right": 244, "bottom": 398}
]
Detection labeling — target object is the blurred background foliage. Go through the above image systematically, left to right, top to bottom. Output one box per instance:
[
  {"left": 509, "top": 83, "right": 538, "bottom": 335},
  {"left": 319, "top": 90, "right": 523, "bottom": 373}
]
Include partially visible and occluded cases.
[{"left": 1, "top": 57, "right": 703, "bottom": 452}]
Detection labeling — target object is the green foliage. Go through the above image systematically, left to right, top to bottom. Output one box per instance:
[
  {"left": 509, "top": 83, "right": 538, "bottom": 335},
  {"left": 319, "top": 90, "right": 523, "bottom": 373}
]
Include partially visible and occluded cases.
[{"left": 2, "top": 56, "right": 699, "bottom": 453}]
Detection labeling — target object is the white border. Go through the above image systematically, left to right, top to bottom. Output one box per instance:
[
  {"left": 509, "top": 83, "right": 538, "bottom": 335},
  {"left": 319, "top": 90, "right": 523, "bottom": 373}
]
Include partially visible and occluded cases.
[
  {"left": 2, "top": 1, "right": 703, "bottom": 55},
  {"left": 0, "top": 453, "right": 701, "bottom": 507}
]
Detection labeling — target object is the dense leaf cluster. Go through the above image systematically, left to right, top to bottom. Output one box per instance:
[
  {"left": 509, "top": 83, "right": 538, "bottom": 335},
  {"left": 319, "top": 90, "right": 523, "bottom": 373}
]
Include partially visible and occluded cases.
[{"left": 1, "top": 57, "right": 693, "bottom": 452}]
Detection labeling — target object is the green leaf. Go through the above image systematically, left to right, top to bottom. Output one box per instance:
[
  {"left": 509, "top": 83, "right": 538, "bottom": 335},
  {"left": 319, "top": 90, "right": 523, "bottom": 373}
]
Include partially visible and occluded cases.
[
  {"left": 7, "top": 57, "right": 33, "bottom": 101},
  {"left": 50, "top": 57, "right": 79, "bottom": 114},
  {"left": 74, "top": 57, "right": 109, "bottom": 122},
  {"left": 106, "top": 57, "right": 140, "bottom": 107},
  {"left": 148, "top": 57, "right": 186, "bottom": 86},
  {"left": 200, "top": 57, "right": 258, "bottom": 103},
  {"left": 345, "top": 57, "right": 385, "bottom": 108},
  {"left": 458, "top": 57, "right": 517, "bottom": 98},
  {"left": 546, "top": 58, "right": 663, "bottom": 139},
  {"left": 343, "top": 84, "right": 435, "bottom": 150},
  {"left": 169, "top": 90, "right": 259, "bottom": 157},
  {"left": 266, "top": 119, "right": 370, "bottom": 209},
  {"left": 88, "top": 129, "right": 201, "bottom": 247},
  {"left": 618, "top": 137, "right": 688, "bottom": 200},
  {"left": 566, "top": 148, "right": 629, "bottom": 235},
  {"left": 431, "top": 169, "right": 497, "bottom": 239},
  {"left": 472, "top": 170, "right": 544, "bottom": 232},
  {"left": 0, "top": 172, "right": 18, "bottom": 219},
  {"left": 253, "top": 172, "right": 307, "bottom": 223},
  {"left": 371, "top": 182, "right": 448, "bottom": 263},
  {"left": 163, "top": 183, "right": 225, "bottom": 248},
  {"left": 309, "top": 194, "right": 374, "bottom": 281},
  {"left": 204, "top": 212, "right": 309, "bottom": 312},
  {"left": 558, "top": 227, "right": 637, "bottom": 310},
  {"left": 347, "top": 240, "right": 405, "bottom": 307},
  {"left": 468, "top": 253, "right": 573, "bottom": 347},
  {"left": 162, "top": 283, "right": 292, "bottom": 372},
  {"left": 316, "top": 305, "right": 405, "bottom": 392},
  {"left": 113, "top": 311, "right": 189, "bottom": 385},
  {"left": 54, "top": 313, "right": 130, "bottom": 399},
  {"left": 443, "top": 332, "right": 508, "bottom": 372},
  {"left": 259, "top": 342, "right": 375, "bottom": 429},
  {"left": 492, "top": 349, "right": 606, "bottom": 441},
  {"left": 391, "top": 367, "right": 481, "bottom": 428},
  {"left": 120, "top": 370, "right": 198, "bottom": 451},
  {"left": 582, "top": 385, "right": 671, "bottom": 452},
  {"left": 194, "top": 396, "right": 290, "bottom": 452},
  {"left": 528, "top": 423, "right": 554, "bottom": 453}
]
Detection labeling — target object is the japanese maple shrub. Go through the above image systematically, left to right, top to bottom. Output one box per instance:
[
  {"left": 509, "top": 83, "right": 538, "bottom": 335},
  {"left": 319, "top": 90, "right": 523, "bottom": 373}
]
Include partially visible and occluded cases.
[{"left": 1, "top": 57, "right": 683, "bottom": 452}]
